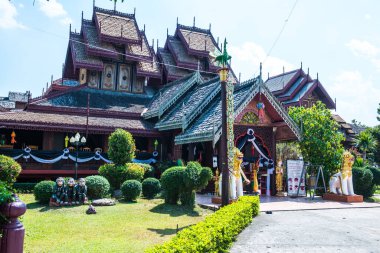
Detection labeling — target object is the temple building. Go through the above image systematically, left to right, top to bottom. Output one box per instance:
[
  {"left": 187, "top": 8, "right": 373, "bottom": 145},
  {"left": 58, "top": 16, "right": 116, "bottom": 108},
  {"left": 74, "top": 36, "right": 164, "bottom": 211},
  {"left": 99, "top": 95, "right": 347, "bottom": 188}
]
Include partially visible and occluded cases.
[{"left": 0, "top": 5, "right": 342, "bottom": 194}]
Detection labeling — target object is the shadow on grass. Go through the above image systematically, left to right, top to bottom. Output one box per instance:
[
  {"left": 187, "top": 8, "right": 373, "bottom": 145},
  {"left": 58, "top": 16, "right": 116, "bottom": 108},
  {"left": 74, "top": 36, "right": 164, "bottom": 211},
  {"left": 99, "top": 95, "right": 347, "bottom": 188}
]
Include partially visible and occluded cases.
[
  {"left": 26, "top": 202, "right": 84, "bottom": 212},
  {"left": 149, "top": 203, "right": 200, "bottom": 217},
  {"left": 148, "top": 224, "right": 193, "bottom": 237}
]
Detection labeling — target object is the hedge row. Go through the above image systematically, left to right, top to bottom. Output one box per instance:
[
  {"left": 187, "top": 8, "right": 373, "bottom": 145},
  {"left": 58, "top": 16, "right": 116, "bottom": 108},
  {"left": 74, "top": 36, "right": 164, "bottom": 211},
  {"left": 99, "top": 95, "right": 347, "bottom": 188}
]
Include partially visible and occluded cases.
[
  {"left": 13, "top": 182, "right": 37, "bottom": 193},
  {"left": 146, "top": 196, "right": 260, "bottom": 253}
]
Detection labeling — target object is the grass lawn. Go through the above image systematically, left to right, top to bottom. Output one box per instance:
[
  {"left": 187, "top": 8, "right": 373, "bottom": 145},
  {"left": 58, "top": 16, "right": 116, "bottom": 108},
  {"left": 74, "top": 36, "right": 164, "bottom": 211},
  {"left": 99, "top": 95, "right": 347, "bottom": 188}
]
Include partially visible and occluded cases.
[{"left": 19, "top": 194, "right": 211, "bottom": 253}]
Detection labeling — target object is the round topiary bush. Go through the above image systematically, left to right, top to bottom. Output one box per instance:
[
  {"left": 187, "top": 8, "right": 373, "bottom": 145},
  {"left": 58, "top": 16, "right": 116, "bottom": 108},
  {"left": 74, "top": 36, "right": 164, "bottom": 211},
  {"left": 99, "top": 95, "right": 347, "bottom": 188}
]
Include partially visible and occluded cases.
[
  {"left": 108, "top": 129, "right": 136, "bottom": 166},
  {"left": 0, "top": 155, "right": 22, "bottom": 187},
  {"left": 125, "top": 163, "right": 145, "bottom": 182},
  {"left": 367, "top": 166, "right": 380, "bottom": 185},
  {"left": 352, "top": 167, "right": 375, "bottom": 198},
  {"left": 85, "top": 175, "right": 110, "bottom": 199},
  {"left": 142, "top": 178, "right": 161, "bottom": 199},
  {"left": 34, "top": 180, "right": 55, "bottom": 203},
  {"left": 121, "top": 180, "right": 142, "bottom": 201}
]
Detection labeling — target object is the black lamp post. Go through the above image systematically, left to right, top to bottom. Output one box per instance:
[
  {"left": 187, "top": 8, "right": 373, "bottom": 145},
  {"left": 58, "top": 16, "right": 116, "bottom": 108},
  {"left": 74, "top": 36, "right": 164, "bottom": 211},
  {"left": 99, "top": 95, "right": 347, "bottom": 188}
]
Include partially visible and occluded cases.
[{"left": 70, "top": 133, "right": 86, "bottom": 179}]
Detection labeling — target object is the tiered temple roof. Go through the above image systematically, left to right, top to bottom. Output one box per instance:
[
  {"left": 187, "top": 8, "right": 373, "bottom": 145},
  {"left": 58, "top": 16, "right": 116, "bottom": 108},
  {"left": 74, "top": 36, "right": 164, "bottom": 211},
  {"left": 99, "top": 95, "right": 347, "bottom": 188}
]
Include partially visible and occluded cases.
[
  {"left": 157, "top": 23, "right": 236, "bottom": 83},
  {"left": 265, "top": 68, "right": 336, "bottom": 109},
  {"left": 144, "top": 72, "right": 301, "bottom": 145}
]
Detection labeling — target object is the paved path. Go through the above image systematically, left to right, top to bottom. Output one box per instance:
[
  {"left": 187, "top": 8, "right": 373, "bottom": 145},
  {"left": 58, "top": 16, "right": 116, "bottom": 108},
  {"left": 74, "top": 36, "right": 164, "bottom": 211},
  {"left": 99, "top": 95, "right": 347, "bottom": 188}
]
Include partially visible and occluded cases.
[
  {"left": 196, "top": 194, "right": 380, "bottom": 212},
  {"left": 230, "top": 208, "right": 380, "bottom": 253}
]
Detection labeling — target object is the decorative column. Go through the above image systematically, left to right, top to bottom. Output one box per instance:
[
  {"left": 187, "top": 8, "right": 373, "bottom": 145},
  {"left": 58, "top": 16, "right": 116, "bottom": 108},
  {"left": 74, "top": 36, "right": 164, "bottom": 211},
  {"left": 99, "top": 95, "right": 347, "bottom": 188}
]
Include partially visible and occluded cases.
[
  {"left": 215, "top": 39, "right": 233, "bottom": 207},
  {"left": 0, "top": 195, "right": 27, "bottom": 253}
]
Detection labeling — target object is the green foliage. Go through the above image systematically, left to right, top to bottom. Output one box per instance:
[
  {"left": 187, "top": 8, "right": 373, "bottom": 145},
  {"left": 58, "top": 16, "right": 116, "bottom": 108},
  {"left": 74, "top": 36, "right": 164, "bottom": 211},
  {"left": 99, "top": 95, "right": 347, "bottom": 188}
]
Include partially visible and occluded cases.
[
  {"left": 288, "top": 102, "right": 344, "bottom": 177},
  {"left": 377, "top": 102, "right": 380, "bottom": 122},
  {"left": 369, "top": 126, "right": 380, "bottom": 163},
  {"left": 108, "top": 129, "right": 136, "bottom": 166},
  {"left": 355, "top": 129, "right": 377, "bottom": 160},
  {"left": 276, "top": 142, "right": 301, "bottom": 162},
  {"left": 0, "top": 155, "right": 22, "bottom": 187},
  {"left": 353, "top": 157, "right": 364, "bottom": 167},
  {"left": 157, "top": 161, "right": 177, "bottom": 174},
  {"left": 161, "top": 162, "right": 212, "bottom": 207},
  {"left": 99, "top": 163, "right": 144, "bottom": 190},
  {"left": 125, "top": 163, "right": 144, "bottom": 182},
  {"left": 138, "top": 163, "right": 155, "bottom": 179},
  {"left": 160, "top": 166, "right": 185, "bottom": 204},
  {"left": 367, "top": 166, "right": 380, "bottom": 185},
  {"left": 352, "top": 167, "right": 375, "bottom": 198},
  {"left": 85, "top": 175, "right": 110, "bottom": 199},
  {"left": 142, "top": 178, "right": 161, "bottom": 199},
  {"left": 121, "top": 180, "right": 142, "bottom": 201},
  {"left": 0, "top": 181, "right": 14, "bottom": 205},
  {"left": 33, "top": 181, "right": 55, "bottom": 204},
  {"left": 14, "top": 182, "right": 37, "bottom": 193},
  {"left": 146, "top": 196, "right": 260, "bottom": 253}
]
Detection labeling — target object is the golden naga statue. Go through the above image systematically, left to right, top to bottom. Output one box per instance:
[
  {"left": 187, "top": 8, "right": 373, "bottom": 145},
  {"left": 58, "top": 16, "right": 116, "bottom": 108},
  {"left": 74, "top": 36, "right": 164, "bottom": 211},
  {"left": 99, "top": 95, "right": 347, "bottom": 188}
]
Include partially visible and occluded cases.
[
  {"left": 329, "top": 150, "right": 355, "bottom": 195},
  {"left": 251, "top": 160, "right": 260, "bottom": 194}
]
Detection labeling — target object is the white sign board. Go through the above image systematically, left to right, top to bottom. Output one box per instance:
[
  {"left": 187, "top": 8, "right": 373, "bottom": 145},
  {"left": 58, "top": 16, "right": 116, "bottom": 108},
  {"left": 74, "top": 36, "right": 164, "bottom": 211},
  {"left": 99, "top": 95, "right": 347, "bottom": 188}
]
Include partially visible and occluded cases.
[{"left": 287, "top": 160, "right": 306, "bottom": 197}]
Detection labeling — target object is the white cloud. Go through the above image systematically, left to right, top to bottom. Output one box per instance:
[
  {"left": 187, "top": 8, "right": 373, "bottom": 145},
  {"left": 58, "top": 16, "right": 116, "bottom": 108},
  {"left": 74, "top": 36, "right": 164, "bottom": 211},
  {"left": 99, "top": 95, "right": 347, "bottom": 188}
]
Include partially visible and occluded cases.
[
  {"left": 0, "top": 0, "right": 26, "bottom": 29},
  {"left": 37, "top": 0, "right": 72, "bottom": 25},
  {"left": 18, "top": 3, "right": 24, "bottom": 8},
  {"left": 365, "top": 14, "right": 371, "bottom": 20},
  {"left": 60, "top": 17, "right": 72, "bottom": 26},
  {"left": 346, "top": 39, "right": 379, "bottom": 58},
  {"left": 229, "top": 42, "right": 294, "bottom": 81},
  {"left": 328, "top": 71, "right": 380, "bottom": 126}
]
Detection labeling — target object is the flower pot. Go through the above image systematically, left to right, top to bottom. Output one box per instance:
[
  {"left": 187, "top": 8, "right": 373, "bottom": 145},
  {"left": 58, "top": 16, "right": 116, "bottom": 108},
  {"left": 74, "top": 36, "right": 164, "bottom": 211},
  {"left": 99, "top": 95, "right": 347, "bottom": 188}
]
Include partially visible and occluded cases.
[{"left": 0, "top": 195, "right": 26, "bottom": 253}]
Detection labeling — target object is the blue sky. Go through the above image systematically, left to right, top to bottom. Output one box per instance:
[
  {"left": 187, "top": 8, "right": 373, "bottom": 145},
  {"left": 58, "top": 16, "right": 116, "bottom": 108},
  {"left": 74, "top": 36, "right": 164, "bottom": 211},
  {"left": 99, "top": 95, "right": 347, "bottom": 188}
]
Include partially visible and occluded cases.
[{"left": 0, "top": 0, "right": 379, "bottom": 126}]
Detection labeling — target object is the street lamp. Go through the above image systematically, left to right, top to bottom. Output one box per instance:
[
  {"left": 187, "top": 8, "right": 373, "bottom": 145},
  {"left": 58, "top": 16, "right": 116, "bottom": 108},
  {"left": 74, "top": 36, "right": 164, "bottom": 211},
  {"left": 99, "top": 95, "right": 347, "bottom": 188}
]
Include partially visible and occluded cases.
[
  {"left": 215, "top": 39, "right": 232, "bottom": 207},
  {"left": 70, "top": 132, "right": 86, "bottom": 179}
]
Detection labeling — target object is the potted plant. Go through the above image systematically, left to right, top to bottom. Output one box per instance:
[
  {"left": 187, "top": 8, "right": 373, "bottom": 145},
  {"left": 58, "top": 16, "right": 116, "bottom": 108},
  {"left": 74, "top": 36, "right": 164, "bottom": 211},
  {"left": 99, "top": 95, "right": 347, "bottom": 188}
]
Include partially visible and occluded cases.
[{"left": 0, "top": 155, "right": 26, "bottom": 253}]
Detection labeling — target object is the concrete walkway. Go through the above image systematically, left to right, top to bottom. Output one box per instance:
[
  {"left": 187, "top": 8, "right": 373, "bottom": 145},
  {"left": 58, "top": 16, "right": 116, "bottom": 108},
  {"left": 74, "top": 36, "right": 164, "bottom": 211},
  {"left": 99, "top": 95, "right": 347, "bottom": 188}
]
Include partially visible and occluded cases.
[
  {"left": 196, "top": 194, "right": 380, "bottom": 212},
  {"left": 230, "top": 208, "right": 380, "bottom": 253}
]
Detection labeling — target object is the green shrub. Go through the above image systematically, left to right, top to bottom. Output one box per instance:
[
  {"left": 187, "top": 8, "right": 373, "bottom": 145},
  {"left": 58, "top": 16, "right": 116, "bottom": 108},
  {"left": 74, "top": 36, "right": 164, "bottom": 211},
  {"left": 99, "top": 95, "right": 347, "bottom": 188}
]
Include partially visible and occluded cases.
[
  {"left": 108, "top": 129, "right": 136, "bottom": 166},
  {"left": 0, "top": 155, "right": 22, "bottom": 186},
  {"left": 354, "top": 157, "right": 364, "bottom": 167},
  {"left": 180, "top": 162, "right": 213, "bottom": 206},
  {"left": 125, "top": 163, "right": 144, "bottom": 182},
  {"left": 138, "top": 163, "right": 155, "bottom": 179},
  {"left": 161, "top": 163, "right": 213, "bottom": 207},
  {"left": 99, "top": 164, "right": 125, "bottom": 190},
  {"left": 160, "top": 166, "right": 185, "bottom": 204},
  {"left": 367, "top": 166, "right": 380, "bottom": 185},
  {"left": 352, "top": 167, "right": 375, "bottom": 198},
  {"left": 85, "top": 175, "right": 110, "bottom": 199},
  {"left": 142, "top": 178, "right": 161, "bottom": 199},
  {"left": 34, "top": 180, "right": 55, "bottom": 203},
  {"left": 121, "top": 180, "right": 142, "bottom": 201},
  {"left": 0, "top": 181, "right": 14, "bottom": 205},
  {"left": 14, "top": 182, "right": 37, "bottom": 193},
  {"left": 146, "top": 196, "right": 260, "bottom": 253}
]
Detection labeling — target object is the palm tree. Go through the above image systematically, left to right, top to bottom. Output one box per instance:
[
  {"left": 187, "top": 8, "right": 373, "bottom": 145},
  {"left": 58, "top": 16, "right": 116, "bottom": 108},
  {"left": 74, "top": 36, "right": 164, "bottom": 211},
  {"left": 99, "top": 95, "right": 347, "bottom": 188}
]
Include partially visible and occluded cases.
[{"left": 355, "top": 130, "right": 378, "bottom": 160}]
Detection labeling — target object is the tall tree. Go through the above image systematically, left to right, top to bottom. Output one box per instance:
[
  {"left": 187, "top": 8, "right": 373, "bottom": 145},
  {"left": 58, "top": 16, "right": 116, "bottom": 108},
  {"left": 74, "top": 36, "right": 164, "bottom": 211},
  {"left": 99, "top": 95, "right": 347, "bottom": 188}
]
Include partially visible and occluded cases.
[
  {"left": 288, "top": 101, "right": 344, "bottom": 176},
  {"left": 377, "top": 103, "right": 380, "bottom": 122},
  {"left": 355, "top": 129, "right": 378, "bottom": 160}
]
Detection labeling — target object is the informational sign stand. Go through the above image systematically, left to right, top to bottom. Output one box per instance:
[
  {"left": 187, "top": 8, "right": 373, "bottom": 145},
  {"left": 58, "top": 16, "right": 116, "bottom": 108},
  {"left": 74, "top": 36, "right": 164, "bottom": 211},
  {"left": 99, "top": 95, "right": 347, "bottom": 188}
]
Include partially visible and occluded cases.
[{"left": 286, "top": 160, "right": 306, "bottom": 197}]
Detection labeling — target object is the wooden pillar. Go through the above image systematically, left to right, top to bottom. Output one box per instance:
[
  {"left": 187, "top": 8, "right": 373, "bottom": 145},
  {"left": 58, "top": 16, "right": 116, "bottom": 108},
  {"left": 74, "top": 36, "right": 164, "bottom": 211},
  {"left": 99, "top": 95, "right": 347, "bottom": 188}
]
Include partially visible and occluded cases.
[
  {"left": 271, "top": 127, "right": 277, "bottom": 196},
  {"left": 147, "top": 138, "right": 153, "bottom": 153},
  {"left": 188, "top": 143, "right": 195, "bottom": 161},
  {"left": 172, "top": 144, "right": 182, "bottom": 160}
]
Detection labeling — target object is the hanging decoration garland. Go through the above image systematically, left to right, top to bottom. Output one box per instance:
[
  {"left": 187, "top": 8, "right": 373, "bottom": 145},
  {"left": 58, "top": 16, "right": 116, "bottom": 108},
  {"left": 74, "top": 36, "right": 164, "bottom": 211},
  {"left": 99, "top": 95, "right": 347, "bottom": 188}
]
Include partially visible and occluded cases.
[{"left": 10, "top": 147, "right": 157, "bottom": 164}]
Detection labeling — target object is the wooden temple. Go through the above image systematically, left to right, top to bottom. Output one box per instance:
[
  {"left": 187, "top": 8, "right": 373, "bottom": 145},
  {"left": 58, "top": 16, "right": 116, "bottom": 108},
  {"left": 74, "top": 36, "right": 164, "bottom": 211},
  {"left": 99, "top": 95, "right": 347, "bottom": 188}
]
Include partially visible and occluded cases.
[{"left": 0, "top": 5, "right": 340, "bottom": 194}]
